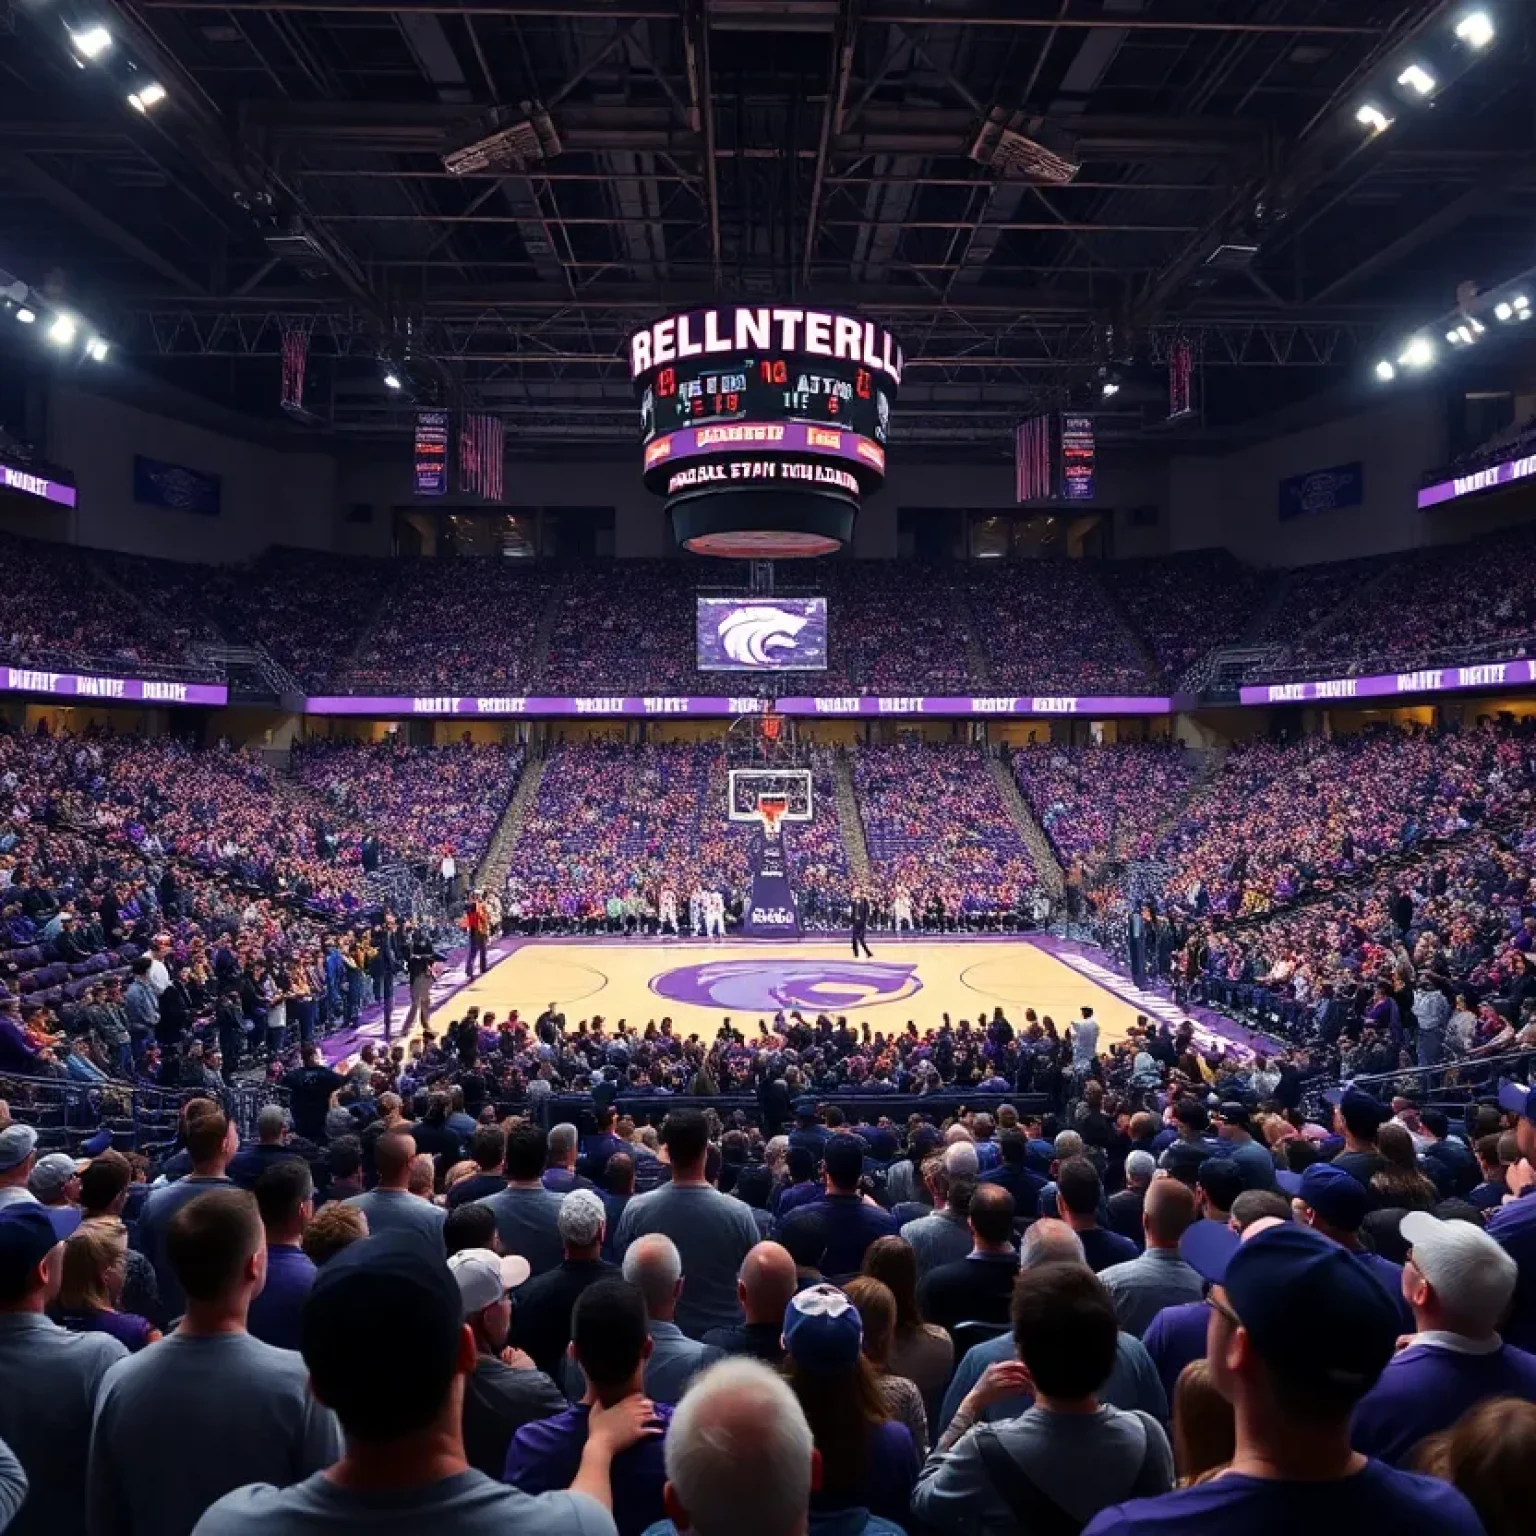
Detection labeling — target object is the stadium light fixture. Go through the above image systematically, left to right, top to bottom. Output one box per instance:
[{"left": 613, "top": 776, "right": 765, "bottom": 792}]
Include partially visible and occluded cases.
[
  {"left": 1455, "top": 12, "right": 1495, "bottom": 50},
  {"left": 68, "top": 25, "right": 113, "bottom": 61},
  {"left": 1397, "top": 64, "right": 1437, "bottom": 97},
  {"left": 128, "top": 82, "right": 167, "bottom": 113},
  {"left": 1355, "top": 103, "right": 1393, "bottom": 135},
  {"left": 1495, "top": 301, "right": 1514, "bottom": 321},
  {"left": 14, "top": 307, "right": 35, "bottom": 325},
  {"left": 47, "top": 313, "right": 77, "bottom": 347},
  {"left": 1446, "top": 330, "right": 1463, "bottom": 345},
  {"left": 1398, "top": 336, "right": 1435, "bottom": 369},
  {"left": 85, "top": 337, "right": 110, "bottom": 362},
  {"left": 1374, "top": 360, "right": 1396, "bottom": 381},
  {"left": 382, "top": 371, "right": 402, "bottom": 390},
  {"left": 1100, "top": 380, "right": 1120, "bottom": 399}
]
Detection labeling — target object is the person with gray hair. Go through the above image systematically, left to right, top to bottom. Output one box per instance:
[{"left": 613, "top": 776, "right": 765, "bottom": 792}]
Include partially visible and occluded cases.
[
  {"left": 227, "top": 1105, "right": 306, "bottom": 1192},
  {"left": 544, "top": 1124, "right": 595, "bottom": 1195},
  {"left": 1107, "top": 1152, "right": 1156, "bottom": 1249},
  {"left": 510, "top": 1188, "right": 616, "bottom": 1380},
  {"left": 1351, "top": 1211, "right": 1536, "bottom": 1465},
  {"left": 936, "top": 1220, "right": 1168, "bottom": 1436},
  {"left": 621, "top": 1235, "right": 722, "bottom": 1404},
  {"left": 648, "top": 1358, "right": 817, "bottom": 1536}
]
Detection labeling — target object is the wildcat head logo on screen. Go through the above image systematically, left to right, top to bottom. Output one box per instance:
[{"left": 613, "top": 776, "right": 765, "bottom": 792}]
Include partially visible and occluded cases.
[
  {"left": 716, "top": 605, "right": 811, "bottom": 668},
  {"left": 652, "top": 959, "right": 921, "bottom": 1012}
]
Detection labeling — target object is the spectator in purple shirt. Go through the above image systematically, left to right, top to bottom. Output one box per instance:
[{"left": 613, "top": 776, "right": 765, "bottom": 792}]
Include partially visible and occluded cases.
[
  {"left": 1489, "top": 1081, "right": 1536, "bottom": 1353},
  {"left": 245, "top": 1161, "right": 316, "bottom": 1352},
  {"left": 1353, "top": 1211, "right": 1536, "bottom": 1465},
  {"left": 53, "top": 1221, "right": 160, "bottom": 1352},
  {"left": 505, "top": 1277, "right": 668, "bottom": 1536}
]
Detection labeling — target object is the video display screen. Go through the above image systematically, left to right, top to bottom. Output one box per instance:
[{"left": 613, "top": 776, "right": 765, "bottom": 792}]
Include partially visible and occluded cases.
[{"left": 696, "top": 596, "right": 829, "bottom": 672}]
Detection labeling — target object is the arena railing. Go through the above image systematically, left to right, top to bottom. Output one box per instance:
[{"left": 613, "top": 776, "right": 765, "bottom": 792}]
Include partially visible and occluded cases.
[
  {"left": 1251, "top": 632, "right": 1536, "bottom": 686},
  {"left": 0, "top": 643, "right": 224, "bottom": 685},
  {"left": 1329, "top": 1048, "right": 1535, "bottom": 1118}
]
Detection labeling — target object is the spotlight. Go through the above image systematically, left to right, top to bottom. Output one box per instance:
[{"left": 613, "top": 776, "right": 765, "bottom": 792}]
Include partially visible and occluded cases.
[
  {"left": 1455, "top": 11, "right": 1495, "bottom": 50},
  {"left": 68, "top": 25, "right": 113, "bottom": 60},
  {"left": 1397, "top": 64, "right": 1437, "bottom": 97},
  {"left": 127, "top": 82, "right": 167, "bottom": 113},
  {"left": 1356, "top": 103, "right": 1393, "bottom": 134},
  {"left": 1516, "top": 295, "right": 1531, "bottom": 311},
  {"left": 1495, "top": 302, "right": 1514, "bottom": 321},
  {"left": 14, "top": 307, "right": 36, "bottom": 325},
  {"left": 47, "top": 313, "right": 78, "bottom": 347},
  {"left": 1470, "top": 318, "right": 1486, "bottom": 334},
  {"left": 1457, "top": 325, "right": 1475, "bottom": 345},
  {"left": 1446, "top": 330, "right": 1462, "bottom": 345},
  {"left": 1398, "top": 336, "right": 1435, "bottom": 369},
  {"left": 85, "top": 337, "right": 110, "bottom": 362},
  {"left": 1375, "top": 360, "right": 1397, "bottom": 381},
  {"left": 382, "top": 372, "right": 402, "bottom": 390},
  {"left": 1100, "top": 380, "right": 1120, "bottom": 399}
]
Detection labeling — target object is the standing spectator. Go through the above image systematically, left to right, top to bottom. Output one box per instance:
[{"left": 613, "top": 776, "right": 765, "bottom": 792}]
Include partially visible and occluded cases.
[
  {"left": 282, "top": 1044, "right": 347, "bottom": 1145},
  {"left": 1491, "top": 1081, "right": 1536, "bottom": 1352},
  {"left": 1330, "top": 1089, "right": 1390, "bottom": 1187},
  {"left": 1211, "top": 1105, "right": 1276, "bottom": 1192},
  {"left": 227, "top": 1106, "right": 306, "bottom": 1191},
  {"left": 616, "top": 1110, "right": 758, "bottom": 1338},
  {"left": 476, "top": 1120, "right": 566, "bottom": 1275},
  {"left": 0, "top": 1125, "right": 39, "bottom": 1213},
  {"left": 445, "top": 1125, "right": 508, "bottom": 1210},
  {"left": 343, "top": 1131, "right": 446, "bottom": 1245},
  {"left": 786, "top": 1135, "right": 899, "bottom": 1277},
  {"left": 1108, "top": 1152, "right": 1155, "bottom": 1248},
  {"left": 28, "top": 1154, "right": 82, "bottom": 1238},
  {"left": 1057, "top": 1158, "right": 1139, "bottom": 1274},
  {"left": 245, "top": 1161, "right": 317, "bottom": 1352},
  {"left": 899, "top": 1161, "right": 976, "bottom": 1278},
  {"left": 1287, "top": 1162, "right": 1410, "bottom": 1324},
  {"left": 1097, "top": 1179, "right": 1203, "bottom": 1339},
  {"left": 917, "top": 1186, "right": 1019, "bottom": 1336},
  {"left": 511, "top": 1189, "right": 617, "bottom": 1378},
  {"left": 88, "top": 1190, "right": 341, "bottom": 1536},
  {"left": 300, "top": 1204, "right": 367, "bottom": 1269},
  {"left": 0, "top": 1205, "right": 128, "bottom": 1536},
  {"left": 1351, "top": 1213, "right": 1536, "bottom": 1464},
  {"left": 53, "top": 1222, "right": 159, "bottom": 1352},
  {"left": 1081, "top": 1223, "right": 1484, "bottom": 1534},
  {"left": 191, "top": 1231, "right": 626, "bottom": 1536},
  {"left": 621, "top": 1234, "right": 722, "bottom": 1403},
  {"left": 862, "top": 1236, "right": 953, "bottom": 1408},
  {"left": 702, "top": 1240, "right": 797, "bottom": 1364},
  {"left": 446, "top": 1247, "right": 564, "bottom": 1477},
  {"left": 912, "top": 1263, "right": 1173, "bottom": 1533},
  {"left": 844, "top": 1276, "right": 931, "bottom": 1457},
  {"left": 505, "top": 1278, "right": 669, "bottom": 1536},
  {"left": 1171, "top": 1361, "right": 1235, "bottom": 1485},
  {"left": 1413, "top": 1397, "right": 1536, "bottom": 1536}
]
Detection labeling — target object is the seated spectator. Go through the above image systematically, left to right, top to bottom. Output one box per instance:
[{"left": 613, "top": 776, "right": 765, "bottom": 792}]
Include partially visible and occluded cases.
[
  {"left": 1488, "top": 1082, "right": 1536, "bottom": 1353},
  {"left": 228, "top": 1106, "right": 309, "bottom": 1192},
  {"left": 615, "top": 1109, "right": 759, "bottom": 1339},
  {"left": 477, "top": 1120, "right": 567, "bottom": 1276},
  {"left": 545, "top": 1123, "right": 598, "bottom": 1194},
  {"left": 1370, "top": 1124, "right": 1440, "bottom": 1212},
  {"left": 446, "top": 1125, "right": 509, "bottom": 1210},
  {"left": 343, "top": 1130, "right": 446, "bottom": 1245},
  {"left": 786, "top": 1135, "right": 898, "bottom": 1278},
  {"left": 1107, "top": 1151, "right": 1154, "bottom": 1248},
  {"left": 28, "top": 1154, "right": 82, "bottom": 1239},
  {"left": 1056, "top": 1158, "right": 1138, "bottom": 1274},
  {"left": 245, "top": 1160, "right": 317, "bottom": 1351},
  {"left": 1097, "top": 1178, "right": 1202, "bottom": 1338},
  {"left": 917, "top": 1185, "right": 1019, "bottom": 1336},
  {"left": 512, "top": 1188, "right": 617, "bottom": 1379},
  {"left": 89, "top": 1190, "right": 341, "bottom": 1536},
  {"left": 445, "top": 1202, "right": 500, "bottom": 1258},
  {"left": 300, "top": 1203, "right": 367, "bottom": 1268},
  {"left": 0, "top": 1204, "right": 128, "bottom": 1536},
  {"left": 1352, "top": 1213, "right": 1536, "bottom": 1465},
  {"left": 53, "top": 1220, "right": 159, "bottom": 1352},
  {"left": 1082, "top": 1222, "right": 1484, "bottom": 1534},
  {"left": 192, "top": 1230, "right": 629, "bottom": 1535},
  {"left": 621, "top": 1233, "right": 723, "bottom": 1402},
  {"left": 861, "top": 1236, "right": 953, "bottom": 1407},
  {"left": 701, "top": 1240, "right": 795, "bottom": 1364},
  {"left": 447, "top": 1246, "right": 564, "bottom": 1477},
  {"left": 913, "top": 1262, "right": 1173, "bottom": 1533},
  {"left": 844, "top": 1276, "right": 930, "bottom": 1457},
  {"left": 506, "top": 1277, "right": 669, "bottom": 1536},
  {"left": 781, "top": 1284, "right": 918, "bottom": 1526},
  {"left": 1172, "top": 1360, "right": 1234, "bottom": 1486},
  {"left": 1413, "top": 1396, "right": 1536, "bottom": 1536}
]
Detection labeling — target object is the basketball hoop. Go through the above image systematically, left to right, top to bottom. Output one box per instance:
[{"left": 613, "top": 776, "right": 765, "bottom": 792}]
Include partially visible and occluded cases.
[
  {"left": 761, "top": 711, "right": 783, "bottom": 745},
  {"left": 758, "top": 796, "right": 788, "bottom": 838}
]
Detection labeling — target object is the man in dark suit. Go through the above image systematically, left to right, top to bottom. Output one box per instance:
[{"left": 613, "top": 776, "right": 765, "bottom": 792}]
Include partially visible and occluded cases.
[
  {"left": 851, "top": 889, "right": 873, "bottom": 959},
  {"left": 369, "top": 912, "right": 403, "bottom": 1040}
]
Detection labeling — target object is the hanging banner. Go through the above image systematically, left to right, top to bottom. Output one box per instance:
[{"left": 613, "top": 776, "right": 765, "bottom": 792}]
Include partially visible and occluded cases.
[
  {"left": 414, "top": 410, "right": 449, "bottom": 497},
  {"left": 1060, "top": 414, "right": 1096, "bottom": 500},
  {"left": 1278, "top": 461, "right": 1363, "bottom": 521}
]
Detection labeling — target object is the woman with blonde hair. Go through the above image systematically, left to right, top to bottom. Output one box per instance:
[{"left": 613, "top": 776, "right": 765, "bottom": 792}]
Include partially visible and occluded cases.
[
  {"left": 53, "top": 1221, "right": 159, "bottom": 1352},
  {"left": 843, "top": 1275, "right": 929, "bottom": 1456},
  {"left": 1172, "top": 1359, "right": 1234, "bottom": 1485}
]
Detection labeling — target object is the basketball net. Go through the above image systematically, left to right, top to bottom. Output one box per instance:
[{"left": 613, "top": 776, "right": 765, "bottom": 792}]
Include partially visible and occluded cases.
[{"left": 758, "top": 796, "right": 788, "bottom": 840}]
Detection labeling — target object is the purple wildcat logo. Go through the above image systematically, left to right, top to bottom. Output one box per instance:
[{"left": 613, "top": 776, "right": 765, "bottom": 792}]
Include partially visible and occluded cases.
[{"left": 651, "top": 959, "right": 921, "bottom": 1012}]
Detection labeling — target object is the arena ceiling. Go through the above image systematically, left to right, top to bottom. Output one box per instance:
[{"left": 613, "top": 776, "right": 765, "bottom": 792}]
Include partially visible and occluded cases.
[{"left": 2, "top": 0, "right": 1533, "bottom": 458}]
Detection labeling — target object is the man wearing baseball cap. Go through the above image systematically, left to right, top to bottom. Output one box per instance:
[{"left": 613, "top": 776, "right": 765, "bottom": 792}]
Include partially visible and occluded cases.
[
  {"left": 1489, "top": 1079, "right": 1536, "bottom": 1351},
  {"left": 1330, "top": 1088, "right": 1390, "bottom": 1187},
  {"left": 1212, "top": 1103, "right": 1277, "bottom": 1192},
  {"left": 0, "top": 1123, "right": 39, "bottom": 1213},
  {"left": 28, "top": 1152, "right": 83, "bottom": 1239},
  {"left": 1284, "top": 1162, "right": 1411, "bottom": 1329},
  {"left": 0, "top": 1202, "right": 128, "bottom": 1536},
  {"left": 1352, "top": 1211, "right": 1536, "bottom": 1465},
  {"left": 1082, "top": 1221, "right": 1483, "bottom": 1534},
  {"left": 193, "top": 1232, "right": 632, "bottom": 1536},
  {"left": 449, "top": 1245, "right": 564, "bottom": 1477}
]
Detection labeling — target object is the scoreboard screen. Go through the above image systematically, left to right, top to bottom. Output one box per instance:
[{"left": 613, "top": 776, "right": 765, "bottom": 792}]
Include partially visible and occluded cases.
[{"left": 641, "top": 357, "right": 892, "bottom": 446}]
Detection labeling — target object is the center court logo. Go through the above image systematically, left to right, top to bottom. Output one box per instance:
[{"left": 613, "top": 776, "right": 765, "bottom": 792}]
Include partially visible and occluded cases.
[
  {"left": 717, "top": 605, "right": 811, "bottom": 668},
  {"left": 652, "top": 959, "right": 921, "bottom": 1012}
]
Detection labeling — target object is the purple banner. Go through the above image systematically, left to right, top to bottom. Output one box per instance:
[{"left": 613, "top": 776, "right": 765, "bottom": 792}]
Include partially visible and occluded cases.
[
  {"left": 643, "top": 420, "right": 886, "bottom": 480},
  {"left": 1418, "top": 450, "right": 1536, "bottom": 509},
  {"left": 1, "top": 465, "right": 77, "bottom": 509},
  {"left": 697, "top": 597, "right": 828, "bottom": 672},
  {"left": 1240, "top": 659, "right": 1534, "bottom": 706},
  {"left": 2, "top": 667, "right": 227, "bottom": 706},
  {"left": 776, "top": 694, "right": 1180, "bottom": 717}
]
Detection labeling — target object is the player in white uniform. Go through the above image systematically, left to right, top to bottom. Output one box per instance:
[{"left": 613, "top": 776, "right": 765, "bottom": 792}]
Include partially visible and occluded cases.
[
  {"left": 892, "top": 884, "right": 914, "bottom": 934},
  {"left": 659, "top": 885, "right": 679, "bottom": 936},
  {"left": 689, "top": 886, "right": 705, "bottom": 937},
  {"left": 705, "top": 889, "right": 726, "bottom": 940}
]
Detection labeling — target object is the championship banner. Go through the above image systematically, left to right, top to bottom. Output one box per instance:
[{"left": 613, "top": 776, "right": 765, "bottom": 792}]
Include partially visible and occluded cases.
[
  {"left": 414, "top": 410, "right": 449, "bottom": 497},
  {"left": 1060, "top": 414, "right": 1096, "bottom": 501}
]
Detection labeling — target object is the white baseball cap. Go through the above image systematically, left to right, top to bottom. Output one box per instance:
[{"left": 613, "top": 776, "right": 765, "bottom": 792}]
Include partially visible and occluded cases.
[
  {"left": 1400, "top": 1211, "right": 1518, "bottom": 1332},
  {"left": 447, "top": 1248, "right": 531, "bottom": 1315}
]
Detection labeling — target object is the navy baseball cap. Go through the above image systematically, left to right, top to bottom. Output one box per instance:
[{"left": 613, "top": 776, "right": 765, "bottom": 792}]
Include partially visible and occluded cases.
[
  {"left": 1498, "top": 1081, "right": 1536, "bottom": 1122},
  {"left": 1339, "top": 1088, "right": 1390, "bottom": 1128},
  {"left": 1297, "top": 1163, "right": 1371, "bottom": 1230},
  {"left": 0, "top": 1204, "right": 61, "bottom": 1291},
  {"left": 1180, "top": 1217, "right": 1239, "bottom": 1277},
  {"left": 1189, "top": 1221, "right": 1400, "bottom": 1397},
  {"left": 784, "top": 1283, "right": 864, "bottom": 1370}
]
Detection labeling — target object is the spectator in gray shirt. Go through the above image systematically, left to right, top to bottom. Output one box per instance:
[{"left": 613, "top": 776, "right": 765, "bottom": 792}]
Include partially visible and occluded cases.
[
  {"left": 615, "top": 1110, "right": 758, "bottom": 1338},
  {"left": 474, "top": 1121, "right": 566, "bottom": 1275},
  {"left": 344, "top": 1131, "right": 446, "bottom": 1247},
  {"left": 900, "top": 1159, "right": 977, "bottom": 1279},
  {"left": 1096, "top": 1178, "right": 1203, "bottom": 1339},
  {"left": 88, "top": 1189, "right": 341, "bottom": 1536},
  {"left": 0, "top": 1205, "right": 128, "bottom": 1536},
  {"left": 191, "top": 1231, "right": 631, "bottom": 1536},
  {"left": 622, "top": 1233, "right": 722, "bottom": 1403},
  {"left": 0, "top": 1434, "right": 27, "bottom": 1533}
]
